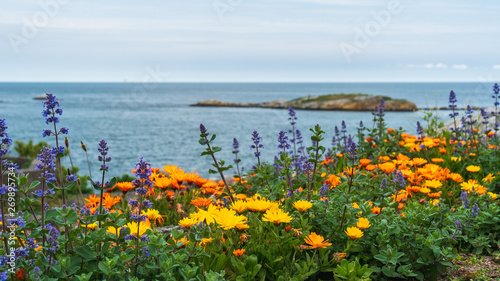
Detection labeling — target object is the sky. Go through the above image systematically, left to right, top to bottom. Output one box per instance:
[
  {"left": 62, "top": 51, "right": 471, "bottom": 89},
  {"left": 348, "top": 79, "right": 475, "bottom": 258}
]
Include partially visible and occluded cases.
[{"left": 1, "top": 0, "right": 500, "bottom": 82}]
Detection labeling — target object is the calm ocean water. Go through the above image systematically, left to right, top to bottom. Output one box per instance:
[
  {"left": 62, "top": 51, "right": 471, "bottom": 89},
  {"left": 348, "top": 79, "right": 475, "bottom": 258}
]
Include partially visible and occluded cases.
[{"left": 0, "top": 82, "right": 496, "bottom": 179}]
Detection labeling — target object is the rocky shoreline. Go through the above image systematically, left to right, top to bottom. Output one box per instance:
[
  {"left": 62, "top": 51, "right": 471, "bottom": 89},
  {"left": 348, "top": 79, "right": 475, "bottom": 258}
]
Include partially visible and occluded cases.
[{"left": 191, "top": 93, "right": 417, "bottom": 111}]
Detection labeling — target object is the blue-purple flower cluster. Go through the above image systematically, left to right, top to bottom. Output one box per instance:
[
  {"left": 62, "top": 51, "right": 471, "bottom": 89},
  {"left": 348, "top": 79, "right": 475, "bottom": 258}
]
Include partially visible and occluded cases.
[
  {"left": 42, "top": 94, "right": 68, "bottom": 138},
  {"left": 250, "top": 131, "right": 264, "bottom": 158},
  {"left": 98, "top": 139, "right": 111, "bottom": 172},
  {"left": 35, "top": 146, "right": 57, "bottom": 184},
  {"left": 133, "top": 157, "right": 153, "bottom": 194}
]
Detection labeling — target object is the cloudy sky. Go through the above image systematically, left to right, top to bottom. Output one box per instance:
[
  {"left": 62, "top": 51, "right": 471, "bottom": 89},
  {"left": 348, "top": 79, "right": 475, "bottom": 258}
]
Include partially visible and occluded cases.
[{"left": 1, "top": 0, "right": 499, "bottom": 82}]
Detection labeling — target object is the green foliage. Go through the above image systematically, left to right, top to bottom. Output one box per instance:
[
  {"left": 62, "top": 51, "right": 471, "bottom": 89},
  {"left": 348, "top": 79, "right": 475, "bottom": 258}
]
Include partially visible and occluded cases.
[
  {"left": 13, "top": 139, "right": 50, "bottom": 158},
  {"left": 333, "top": 259, "right": 372, "bottom": 281}
]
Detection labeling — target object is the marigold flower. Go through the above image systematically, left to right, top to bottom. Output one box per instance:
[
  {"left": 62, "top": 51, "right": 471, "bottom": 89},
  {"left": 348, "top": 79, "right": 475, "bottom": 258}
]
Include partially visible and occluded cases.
[
  {"left": 451, "top": 156, "right": 461, "bottom": 162},
  {"left": 412, "top": 158, "right": 427, "bottom": 166},
  {"left": 431, "top": 158, "right": 444, "bottom": 163},
  {"left": 359, "top": 159, "right": 371, "bottom": 166},
  {"left": 378, "top": 162, "right": 396, "bottom": 174},
  {"left": 365, "top": 164, "right": 377, "bottom": 171},
  {"left": 466, "top": 165, "right": 480, "bottom": 172},
  {"left": 448, "top": 173, "right": 463, "bottom": 183},
  {"left": 482, "top": 173, "right": 495, "bottom": 183},
  {"left": 325, "top": 174, "right": 342, "bottom": 188},
  {"left": 425, "top": 179, "right": 442, "bottom": 189},
  {"left": 114, "top": 182, "right": 135, "bottom": 193},
  {"left": 419, "top": 187, "right": 431, "bottom": 194},
  {"left": 428, "top": 191, "right": 441, "bottom": 198},
  {"left": 487, "top": 192, "right": 498, "bottom": 201},
  {"left": 246, "top": 197, "right": 275, "bottom": 212},
  {"left": 190, "top": 198, "right": 213, "bottom": 208},
  {"left": 231, "top": 200, "right": 248, "bottom": 214},
  {"left": 293, "top": 200, "right": 313, "bottom": 212},
  {"left": 189, "top": 205, "right": 218, "bottom": 225},
  {"left": 370, "top": 206, "right": 382, "bottom": 214},
  {"left": 215, "top": 208, "right": 248, "bottom": 230},
  {"left": 141, "top": 209, "right": 164, "bottom": 226},
  {"left": 262, "top": 209, "right": 292, "bottom": 225},
  {"left": 178, "top": 217, "right": 198, "bottom": 229},
  {"left": 356, "top": 218, "right": 371, "bottom": 229},
  {"left": 125, "top": 219, "right": 151, "bottom": 237},
  {"left": 82, "top": 222, "right": 99, "bottom": 230},
  {"left": 236, "top": 224, "right": 250, "bottom": 231},
  {"left": 345, "top": 226, "right": 363, "bottom": 239},
  {"left": 304, "top": 232, "right": 332, "bottom": 248},
  {"left": 169, "top": 236, "right": 188, "bottom": 247},
  {"left": 199, "top": 237, "right": 212, "bottom": 250},
  {"left": 233, "top": 249, "right": 245, "bottom": 257},
  {"left": 334, "top": 253, "right": 347, "bottom": 262}
]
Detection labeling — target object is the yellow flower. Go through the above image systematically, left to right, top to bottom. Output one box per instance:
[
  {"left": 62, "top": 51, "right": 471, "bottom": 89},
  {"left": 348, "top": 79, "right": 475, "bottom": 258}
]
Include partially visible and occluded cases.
[
  {"left": 451, "top": 156, "right": 461, "bottom": 162},
  {"left": 466, "top": 165, "right": 480, "bottom": 172},
  {"left": 482, "top": 174, "right": 495, "bottom": 183},
  {"left": 425, "top": 180, "right": 442, "bottom": 189},
  {"left": 487, "top": 192, "right": 498, "bottom": 201},
  {"left": 246, "top": 197, "right": 275, "bottom": 212},
  {"left": 190, "top": 198, "right": 214, "bottom": 208},
  {"left": 230, "top": 200, "right": 248, "bottom": 214},
  {"left": 293, "top": 200, "right": 313, "bottom": 212},
  {"left": 189, "top": 205, "right": 218, "bottom": 225},
  {"left": 214, "top": 208, "right": 248, "bottom": 230},
  {"left": 141, "top": 209, "right": 164, "bottom": 226},
  {"left": 262, "top": 209, "right": 292, "bottom": 225},
  {"left": 178, "top": 217, "right": 198, "bottom": 229},
  {"left": 356, "top": 218, "right": 371, "bottom": 230},
  {"left": 125, "top": 219, "right": 151, "bottom": 237},
  {"left": 82, "top": 222, "right": 99, "bottom": 230},
  {"left": 345, "top": 227, "right": 363, "bottom": 239},
  {"left": 304, "top": 232, "right": 332, "bottom": 248},
  {"left": 169, "top": 236, "right": 188, "bottom": 247},
  {"left": 199, "top": 237, "right": 212, "bottom": 250}
]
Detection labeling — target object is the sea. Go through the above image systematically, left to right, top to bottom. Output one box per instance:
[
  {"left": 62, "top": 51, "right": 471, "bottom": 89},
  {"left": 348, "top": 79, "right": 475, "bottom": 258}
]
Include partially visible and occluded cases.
[{"left": 0, "top": 82, "right": 497, "bottom": 179}]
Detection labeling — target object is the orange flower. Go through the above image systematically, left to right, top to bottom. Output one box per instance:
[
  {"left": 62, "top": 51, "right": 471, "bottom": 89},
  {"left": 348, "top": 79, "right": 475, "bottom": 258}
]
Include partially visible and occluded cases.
[
  {"left": 487, "top": 131, "right": 495, "bottom": 137},
  {"left": 378, "top": 156, "right": 391, "bottom": 162},
  {"left": 412, "top": 158, "right": 427, "bottom": 166},
  {"left": 431, "top": 158, "right": 444, "bottom": 163},
  {"left": 359, "top": 159, "right": 371, "bottom": 166},
  {"left": 378, "top": 162, "right": 396, "bottom": 174},
  {"left": 365, "top": 164, "right": 377, "bottom": 171},
  {"left": 325, "top": 174, "right": 341, "bottom": 188},
  {"left": 114, "top": 182, "right": 135, "bottom": 193},
  {"left": 428, "top": 191, "right": 442, "bottom": 198},
  {"left": 101, "top": 193, "right": 121, "bottom": 209},
  {"left": 84, "top": 194, "right": 101, "bottom": 208},
  {"left": 190, "top": 198, "right": 214, "bottom": 208},
  {"left": 370, "top": 207, "right": 382, "bottom": 214},
  {"left": 304, "top": 232, "right": 332, "bottom": 248},
  {"left": 233, "top": 249, "right": 245, "bottom": 257},
  {"left": 15, "top": 268, "right": 24, "bottom": 280}
]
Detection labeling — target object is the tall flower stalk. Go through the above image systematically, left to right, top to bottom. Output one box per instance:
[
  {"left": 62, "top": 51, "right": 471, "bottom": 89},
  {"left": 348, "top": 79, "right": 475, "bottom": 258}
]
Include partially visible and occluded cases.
[
  {"left": 448, "top": 90, "right": 459, "bottom": 140},
  {"left": 41, "top": 93, "right": 69, "bottom": 204},
  {"left": 0, "top": 119, "right": 13, "bottom": 254},
  {"left": 199, "top": 124, "right": 235, "bottom": 203},
  {"left": 306, "top": 125, "right": 325, "bottom": 201},
  {"left": 251, "top": 130, "right": 264, "bottom": 167},
  {"left": 339, "top": 136, "right": 357, "bottom": 231},
  {"left": 232, "top": 138, "right": 242, "bottom": 179},
  {"left": 97, "top": 139, "right": 111, "bottom": 228},
  {"left": 34, "top": 146, "right": 58, "bottom": 248},
  {"left": 132, "top": 158, "right": 152, "bottom": 263}
]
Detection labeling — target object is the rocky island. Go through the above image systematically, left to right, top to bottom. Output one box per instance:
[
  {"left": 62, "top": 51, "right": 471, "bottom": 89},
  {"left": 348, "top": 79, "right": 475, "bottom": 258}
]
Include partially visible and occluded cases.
[{"left": 191, "top": 93, "right": 417, "bottom": 111}]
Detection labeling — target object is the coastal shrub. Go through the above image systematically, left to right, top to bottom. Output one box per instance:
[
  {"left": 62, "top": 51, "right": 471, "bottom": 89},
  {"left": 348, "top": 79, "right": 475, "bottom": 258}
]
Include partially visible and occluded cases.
[{"left": 0, "top": 86, "right": 499, "bottom": 280}]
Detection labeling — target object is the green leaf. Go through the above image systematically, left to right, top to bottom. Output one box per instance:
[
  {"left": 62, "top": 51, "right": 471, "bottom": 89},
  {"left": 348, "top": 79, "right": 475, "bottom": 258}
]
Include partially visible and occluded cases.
[{"left": 74, "top": 245, "right": 97, "bottom": 261}]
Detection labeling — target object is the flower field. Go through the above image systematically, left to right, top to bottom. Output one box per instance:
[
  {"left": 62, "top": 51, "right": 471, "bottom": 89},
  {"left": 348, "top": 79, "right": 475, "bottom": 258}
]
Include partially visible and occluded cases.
[{"left": 1, "top": 88, "right": 500, "bottom": 281}]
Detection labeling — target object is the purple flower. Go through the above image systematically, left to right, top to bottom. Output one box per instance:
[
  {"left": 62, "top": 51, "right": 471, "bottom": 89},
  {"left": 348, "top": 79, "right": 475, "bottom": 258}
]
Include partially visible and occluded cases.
[
  {"left": 449, "top": 90, "right": 457, "bottom": 109},
  {"left": 288, "top": 107, "right": 297, "bottom": 126},
  {"left": 0, "top": 119, "right": 12, "bottom": 157},
  {"left": 200, "top": 124, "right": 207, "bottom": 135},
  {"left": 59, "top": 127, "right": 69, "bottom": 135},
  {"left": 250, "top": 131, "right": 264, "bottom": 158},
  {"left": 277, "top": 131, "right": 291, "bottom": 153},
  {"left": 346, "top": 136, "right": 357, "bottom": 160},
  {"left": 232, "top": 138, "right": 239, "bottom": 154},
  {"left": 35, "top": 146, "right": 57, "bottom": 184},
  {"left": 132, "top": 157, "right": 153, "bottom": 188},
  {"left": 66, "top": 174, "right": 77, "bottom": 183},
  {"left": 380, "top": 178, "right": 387, "bottom": 189},
  {"left": 460, "top": 191, "right": 470, "bottom": 208},
  {"left": 129, "top": 199, "right": 139, "bottom": 207},
  {"left": 142, "top": 200, "right": 153, "bottom": 209},
  {"left": 472, "top": 203, "right": 480, "bottom": 217},
  {"left": 130, "top": 214, "right": 147, "bottom": 222},
  {"left": 124, "top": 234, "right": 135, "bottom": 241},
  {"left": 140, "top": 235, "right": 149, "bottom": 242}
]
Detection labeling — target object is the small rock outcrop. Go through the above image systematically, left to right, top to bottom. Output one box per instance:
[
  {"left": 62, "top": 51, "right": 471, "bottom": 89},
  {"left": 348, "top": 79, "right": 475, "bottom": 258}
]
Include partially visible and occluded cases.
[{"left": 191, "top": 93, "right": 417, "bottom": 111}]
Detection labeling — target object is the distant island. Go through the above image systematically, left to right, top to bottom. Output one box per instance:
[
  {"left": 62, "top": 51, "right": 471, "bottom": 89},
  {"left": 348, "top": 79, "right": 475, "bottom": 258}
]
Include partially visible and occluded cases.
[{"left": 191, "top": 93, "right": 417, "bottom": 111}]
